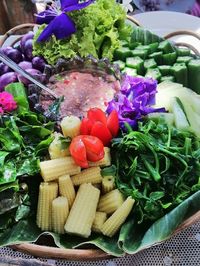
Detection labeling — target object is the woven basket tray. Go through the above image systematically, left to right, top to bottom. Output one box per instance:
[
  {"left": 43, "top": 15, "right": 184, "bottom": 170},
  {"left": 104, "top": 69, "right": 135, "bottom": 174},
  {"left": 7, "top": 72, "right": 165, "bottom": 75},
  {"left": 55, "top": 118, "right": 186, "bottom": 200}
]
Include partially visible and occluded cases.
[{"left": 0, "top": 19, "right": 200, "bottom": 261}]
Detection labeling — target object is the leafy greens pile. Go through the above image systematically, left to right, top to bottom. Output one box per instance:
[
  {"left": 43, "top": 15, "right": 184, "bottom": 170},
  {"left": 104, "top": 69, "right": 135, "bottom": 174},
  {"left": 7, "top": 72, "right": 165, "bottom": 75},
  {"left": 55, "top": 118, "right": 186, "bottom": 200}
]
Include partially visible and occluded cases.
[
  {"left": 33, "top": 0, "right": 132, "bottom": 65},
  {"left": 0, "top": 83, "right": 54, "bottom": 231},
  {"left": 112, "top": 119, "right": 200, "bottom": 223}
]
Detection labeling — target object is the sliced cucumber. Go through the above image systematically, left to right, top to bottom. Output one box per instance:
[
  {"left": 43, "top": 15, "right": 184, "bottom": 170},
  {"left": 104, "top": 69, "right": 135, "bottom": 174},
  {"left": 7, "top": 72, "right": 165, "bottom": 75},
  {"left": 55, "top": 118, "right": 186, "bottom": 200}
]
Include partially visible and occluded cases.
[
  {"left": 171, "top": 97, "right": 190, "bottom": 131},
  {"left": 181, "top": 100, "right": 200, "bottom": 137},
  {"left": 146, "top": 112, "right": 174, "bottom": 126}
]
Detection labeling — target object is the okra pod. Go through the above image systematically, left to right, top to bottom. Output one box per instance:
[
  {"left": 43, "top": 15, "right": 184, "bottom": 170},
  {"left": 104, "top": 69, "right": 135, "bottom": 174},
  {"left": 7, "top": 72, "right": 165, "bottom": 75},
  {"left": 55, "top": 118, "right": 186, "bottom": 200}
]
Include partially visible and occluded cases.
[
  {"left": 158, "top": 40, "right": 175, "bottom": 54},
  {"left": 114, "top": 47, "right": 132, "bottom": 61},
  {"left": 149, "top": 51, "right": 163, "bottom": 65},
  {"left": 163, "top": 52, "right": 177, "bottom": 65},
  {"left": 126, "top": 56, "right": 144, "bottom": 75},
  {"left": 176, "top": 56, "right": 193, "bottom": 65},
  {"left": 144, "top": 58, "right": 157, "bottom": 70},
  {"left": 188, "top": 59, "right": 200, "bottom": 93},
  {"left": 113, "top": 60, "right": 125, "bottom": 70},
  {"left": 171, "top": 63, "right": 188, "bottom": 87},
  {"left": 158, "top": 65, "right": 171, "bottom": 76},
  {"left": 122, "top": 67, "right": 137, "bottom": 76},
  {"left": 145, "top": 68, "right": 162, "bottom": 81},
  {"left": 160, "top": 76, "right": 175, "bottom": 82}
]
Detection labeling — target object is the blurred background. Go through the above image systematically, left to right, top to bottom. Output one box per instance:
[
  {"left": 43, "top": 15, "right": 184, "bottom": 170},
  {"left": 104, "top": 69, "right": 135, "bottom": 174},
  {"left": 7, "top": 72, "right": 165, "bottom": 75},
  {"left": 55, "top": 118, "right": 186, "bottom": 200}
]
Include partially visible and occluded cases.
[{"left": 0, "top": 0, "right": 199, "bottom": 34}]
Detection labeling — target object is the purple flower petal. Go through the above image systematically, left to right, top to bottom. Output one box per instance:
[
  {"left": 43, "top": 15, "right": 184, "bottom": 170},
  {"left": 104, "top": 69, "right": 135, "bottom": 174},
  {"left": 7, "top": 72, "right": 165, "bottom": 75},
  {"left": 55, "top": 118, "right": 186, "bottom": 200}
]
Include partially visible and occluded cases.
[
  {"left": 61, "top": 0, "right": 78, "bottom": 9},
  {"left": 63, "top": 0, "right": 94, "bottom": 12},
  {"left": 36, "top": 10, "right": 56, "bottom": 24},
  {"left": 37, "top": 13, "right": 75, "bottom": 42},
  {"left": 106, "top": 75, "right": 166, "bottom": 131}
]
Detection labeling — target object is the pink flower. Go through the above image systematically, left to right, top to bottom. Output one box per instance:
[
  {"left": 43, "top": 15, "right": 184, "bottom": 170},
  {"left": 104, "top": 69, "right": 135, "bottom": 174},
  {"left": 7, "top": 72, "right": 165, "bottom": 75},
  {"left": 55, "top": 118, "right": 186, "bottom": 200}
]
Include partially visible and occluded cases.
[
  {"left": 0, "top": 92, "right": 17, "bottom": 113},
  {"left": 0, "top": 107, "right": 4, "bottom": 114}
]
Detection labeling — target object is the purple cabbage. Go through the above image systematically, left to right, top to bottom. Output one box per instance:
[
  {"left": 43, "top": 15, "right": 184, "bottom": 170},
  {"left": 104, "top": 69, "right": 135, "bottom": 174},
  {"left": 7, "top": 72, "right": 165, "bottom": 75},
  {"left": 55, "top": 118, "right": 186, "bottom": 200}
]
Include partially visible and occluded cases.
[{"left": 106, "top": 75, "right": 165, "bottom": 131}]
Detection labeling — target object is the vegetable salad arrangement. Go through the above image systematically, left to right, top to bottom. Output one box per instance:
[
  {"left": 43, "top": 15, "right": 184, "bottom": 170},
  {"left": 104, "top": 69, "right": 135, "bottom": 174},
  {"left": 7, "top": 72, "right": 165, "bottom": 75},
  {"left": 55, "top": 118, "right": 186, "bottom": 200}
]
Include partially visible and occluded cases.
[{"left": 0, "top": 0, "right": 200, "bottom": 257}]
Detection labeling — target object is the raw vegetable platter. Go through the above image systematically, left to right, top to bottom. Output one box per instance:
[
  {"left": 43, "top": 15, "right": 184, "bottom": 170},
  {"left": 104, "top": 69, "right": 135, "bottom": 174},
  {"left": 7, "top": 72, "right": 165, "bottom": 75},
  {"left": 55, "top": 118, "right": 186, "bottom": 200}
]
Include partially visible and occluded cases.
[{"left": 0, "top": 0, "right": 200, "bottom": 260}]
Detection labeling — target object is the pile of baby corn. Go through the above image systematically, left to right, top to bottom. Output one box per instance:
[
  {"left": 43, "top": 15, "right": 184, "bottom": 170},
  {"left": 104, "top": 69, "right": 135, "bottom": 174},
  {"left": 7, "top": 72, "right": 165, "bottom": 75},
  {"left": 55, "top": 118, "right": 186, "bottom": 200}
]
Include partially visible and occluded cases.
[{"left": 37, "top": 116, "right": 135, "bottom": 238}]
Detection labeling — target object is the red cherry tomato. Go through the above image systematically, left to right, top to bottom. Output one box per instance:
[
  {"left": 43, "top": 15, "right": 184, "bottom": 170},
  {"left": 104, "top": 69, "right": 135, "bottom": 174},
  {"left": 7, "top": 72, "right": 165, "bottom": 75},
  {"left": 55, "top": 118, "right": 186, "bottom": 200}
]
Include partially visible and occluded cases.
[
  {"left": 87, "top": 108, "right": 107, "bottom": 125},
  {"left": 107, "top": 109, "right": 119, "bottom": 137},
  {"left": 80, "top": 118, "right": 93, "bottom": 135},
  {"left": 90, "top": 121, "right": 113, "bottom": 146},
  {"left": 69, "top": 135, "right": 104, "bottom": 168},
  {"left": 81, "top": 135, "right": 104, "bottom": 162},
  {"left": 69, "top": 136, "right": 88, "bottom": 168}
]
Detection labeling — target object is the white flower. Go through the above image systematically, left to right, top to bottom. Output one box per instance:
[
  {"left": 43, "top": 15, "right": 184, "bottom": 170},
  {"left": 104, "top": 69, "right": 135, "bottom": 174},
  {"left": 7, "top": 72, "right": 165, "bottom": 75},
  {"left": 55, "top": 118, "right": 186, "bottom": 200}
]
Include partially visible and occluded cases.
[{"left": 120, "top": 0, "right": 133, "bottom": 13}]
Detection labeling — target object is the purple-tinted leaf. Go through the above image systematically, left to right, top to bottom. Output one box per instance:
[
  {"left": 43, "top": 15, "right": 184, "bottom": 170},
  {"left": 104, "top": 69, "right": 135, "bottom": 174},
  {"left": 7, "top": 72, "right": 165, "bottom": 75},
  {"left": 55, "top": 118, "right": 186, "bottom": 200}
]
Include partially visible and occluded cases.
[
  {"left": 63, "top": 0, "right": 94, "bottom": 12},
  {"left": 36, "top": 10, "right": 56, "bottom": 25},
  {"left": 37, "top": 13, "right": 76, "bottom": 42}
]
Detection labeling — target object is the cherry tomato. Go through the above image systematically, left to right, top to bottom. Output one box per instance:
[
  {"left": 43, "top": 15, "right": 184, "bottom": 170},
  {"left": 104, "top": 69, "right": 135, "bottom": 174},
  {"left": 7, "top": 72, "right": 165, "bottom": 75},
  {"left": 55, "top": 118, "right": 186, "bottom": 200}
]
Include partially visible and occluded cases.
[
  {"left": 87, "top": 108, "right": 107, "bottom": 125},
  {"left": 107, "top": 109, "right": 119, "bottom": 137},
  {"left": 80, "top": 117, "right": 93, "bottom": 135},
  {"left": 90, "top": 121, "right": 112, "bottom": 146},
  {"left": 69, "top": 135, "right": 104, "bottom": 168},
  {"left": 81, "top": 135, "right": 104, "bottom": 162},
  {"left": 69, "top": 136, "right": 88, "bottom": 168}
]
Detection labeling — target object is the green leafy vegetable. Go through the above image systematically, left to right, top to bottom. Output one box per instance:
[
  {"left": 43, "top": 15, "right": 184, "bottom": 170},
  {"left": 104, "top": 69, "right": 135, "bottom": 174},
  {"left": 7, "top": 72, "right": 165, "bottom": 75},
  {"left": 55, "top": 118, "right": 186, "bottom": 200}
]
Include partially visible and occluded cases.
[
  {"left": 33, "top": 0, "right": 132, "bottom": 65},
  {"left": 5, "top": 82, "right": 29, "bottom": 113},
  {"left": 112, "top": 120, "right": 200, "bottom": 223}
]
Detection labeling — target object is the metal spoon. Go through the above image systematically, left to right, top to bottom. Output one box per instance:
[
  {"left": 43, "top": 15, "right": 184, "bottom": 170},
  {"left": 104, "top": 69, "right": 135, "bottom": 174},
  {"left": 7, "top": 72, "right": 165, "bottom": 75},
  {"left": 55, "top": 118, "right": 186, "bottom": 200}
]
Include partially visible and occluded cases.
[{"left": 0, "top": 50, "right": 58, "bottom": 99}]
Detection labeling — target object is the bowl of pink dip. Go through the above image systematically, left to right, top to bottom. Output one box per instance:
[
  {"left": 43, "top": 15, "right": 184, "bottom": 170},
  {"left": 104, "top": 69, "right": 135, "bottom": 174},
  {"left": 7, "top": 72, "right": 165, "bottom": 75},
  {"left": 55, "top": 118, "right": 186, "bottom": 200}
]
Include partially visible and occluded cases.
[{"left": 35, "top": 56, "right": 121, "bottom": 119}]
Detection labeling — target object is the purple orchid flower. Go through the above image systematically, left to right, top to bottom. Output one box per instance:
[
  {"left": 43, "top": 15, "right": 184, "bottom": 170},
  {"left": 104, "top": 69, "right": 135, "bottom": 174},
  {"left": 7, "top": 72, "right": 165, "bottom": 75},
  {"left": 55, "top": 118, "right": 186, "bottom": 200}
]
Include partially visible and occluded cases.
[{"left": 36, "top": 0, "right": 94, "bottom": 42}]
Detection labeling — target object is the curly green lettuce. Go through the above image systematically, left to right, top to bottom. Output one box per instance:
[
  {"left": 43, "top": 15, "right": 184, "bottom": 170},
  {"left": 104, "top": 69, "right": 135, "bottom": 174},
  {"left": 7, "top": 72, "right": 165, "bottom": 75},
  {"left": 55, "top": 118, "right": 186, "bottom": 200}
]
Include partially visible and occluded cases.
[{"left": 33, "top": 0, "right": 132, "bottom": 65}]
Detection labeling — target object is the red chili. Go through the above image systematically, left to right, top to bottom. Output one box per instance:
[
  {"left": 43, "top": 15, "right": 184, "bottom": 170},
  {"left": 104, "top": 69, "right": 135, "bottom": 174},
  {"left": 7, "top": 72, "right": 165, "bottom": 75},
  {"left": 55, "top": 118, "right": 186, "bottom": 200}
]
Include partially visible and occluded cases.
[
  {"left": 80, "top": 108, "right": 119, "bottom": 146},
  {"left": 69, "top": 135, "right": 104, "bottom": 168}
]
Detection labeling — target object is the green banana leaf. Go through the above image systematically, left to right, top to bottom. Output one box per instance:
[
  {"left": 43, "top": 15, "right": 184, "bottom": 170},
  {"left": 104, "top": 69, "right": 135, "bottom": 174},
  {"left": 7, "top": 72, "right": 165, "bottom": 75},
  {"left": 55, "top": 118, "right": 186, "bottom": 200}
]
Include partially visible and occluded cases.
[{"left": 0, "top": 190, "right": 200, "bottom": 257}]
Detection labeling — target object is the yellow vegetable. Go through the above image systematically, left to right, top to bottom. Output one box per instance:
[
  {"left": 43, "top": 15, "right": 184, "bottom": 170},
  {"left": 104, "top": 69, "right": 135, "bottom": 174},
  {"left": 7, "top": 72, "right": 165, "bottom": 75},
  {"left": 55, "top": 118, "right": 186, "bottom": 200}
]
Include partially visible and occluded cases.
[
  {"left": 61, "top": 116, "right": 81, "bottom": 138},
  {"left": 48, "top": 132, "right": 70, "bottom": 159},
  {"left": 40, "top": 157, "right": 81, "bottom": 182},
  {"left": 71, "top": 167, "right": 102, "bottom": 186},
  {"left": 58, "top": 175, "right": 76, "bottom": 208},
  {"left": 102, "top": 175, "right": 115, "bottom": 194},
  {"left": 36, "top": 182, "right": 58, "bottom": 231},
  {"left": 64, "top": 183, "right": 100, "bottom": 238},
  {"left": 98, "top": 189, "right": 125, "bottom": 214},
  {"left": 52, "top": 196, "right": 69, "bottom": 234},
  {"left": 101, "top": 196, "right": 135, "bottom": 237},
  {"left": 92, "top": 211, "right": 107, "bottom": 233}
]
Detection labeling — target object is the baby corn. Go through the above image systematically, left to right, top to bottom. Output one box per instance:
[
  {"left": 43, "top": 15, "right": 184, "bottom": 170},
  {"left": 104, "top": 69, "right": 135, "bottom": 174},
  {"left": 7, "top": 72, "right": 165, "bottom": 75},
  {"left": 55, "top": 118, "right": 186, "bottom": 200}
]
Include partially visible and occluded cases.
[{"left": 64, "top": 183, "right": 100, "bottom": 238}]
